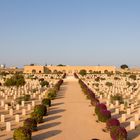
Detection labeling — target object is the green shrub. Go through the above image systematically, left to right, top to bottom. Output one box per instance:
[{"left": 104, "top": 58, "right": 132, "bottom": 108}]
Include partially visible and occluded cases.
[
  {"left": 79, "top": 69, "right": 87, "bottom": 76},
  {"left": 4, "top": 74, "right": 25, "bottom": 87},
  {"left": 129, "top": 74, "right": 136, "bottom": 80},
  {"left": 40, "top": 80, "right": 49, "bottom": 87},
  {"left": 105, "top": 82, "right": 113, "bottom": 87},
  {"left": 47, "top": 88, "right": 57, "bottom": 100},
  {"left": 110, "top": 94, "right": 123, "bottom": 104},
  {"left": 16, "top": 95, "right": 31, "bottom": 104},
  {"left": 23, "top": 95, "right": 30, "bottom": 101},
  {"left": 42, "top": 98, "right": 51, "bottom": 107},
  {"left": 95, "top": 103, "right": 107, "bottom": 115},
  {"left": 34, "top": 104, "right": 47, "bottom": 116},
  {"left": 98, "top": 110, "right": 111, "bottom": 122},
  {"left": 30, "top": 112, "right": 43, "bottom": 123},
  {"left": 23, "top": 118, "right": 37, "bottom": 131},
  {"left": 13, "top": 127, "right": 31, "bottom": 140}
]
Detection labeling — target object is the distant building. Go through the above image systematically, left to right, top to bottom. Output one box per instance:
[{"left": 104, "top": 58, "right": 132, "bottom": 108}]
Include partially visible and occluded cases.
[
  {"left": 0, "top": 64, "right": 5, "bottom": 68},
  {"left": 24, "top": 65, "right": 116, "bottom": 74}
]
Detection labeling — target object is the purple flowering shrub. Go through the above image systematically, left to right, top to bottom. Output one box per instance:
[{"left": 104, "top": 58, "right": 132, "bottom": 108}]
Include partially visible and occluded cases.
[
  {"left": 95, "top": 103, "right": 107, "bottom": 115},
  {"left": 98, "top": 110, "right": 111, "bottom": 122},
  {"left": 106, "top": 118, "right": 120, "bottom": 130},
  {"left": 110, "top": 126, "right": 127, "bottom": 140}
]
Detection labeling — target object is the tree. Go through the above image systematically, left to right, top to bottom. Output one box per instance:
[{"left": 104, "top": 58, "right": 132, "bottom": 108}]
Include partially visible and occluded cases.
[
  {"left": 57, "top": 64, "right": 66, "bottom": 66},
  {"left": 120, "top": 64, "right": 128, "bottom": 69},
  {"left": 79, "top": 69, "right": 87, "bottom": 76},
  {"left": 4, "top": 74, "right": 26, "bottom": 87},
  {"left": 129, "top": 74, "right": 136, "bottom": 80},
  {"left": 40, "top": 80, "right": 49, "bottom": 87},
  {"left": 106, "top": 82, "right": 113, "bottom": 87}
]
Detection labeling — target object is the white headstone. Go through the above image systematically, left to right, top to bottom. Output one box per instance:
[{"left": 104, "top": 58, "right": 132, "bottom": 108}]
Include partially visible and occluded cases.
[
  {"left": 21, "top": 101, "right": 25, "bottom": 107},
  {"left": 32, "top": 101, "right": 35, "bottom": 107},
  {"left": 5, "top": 104, "right": 8, "bottom": 110},
  {"left": 16, "top": 104, "right": 20, "bottom": 110},
  {"left": 27, "top": 104, "right": 31, "bottom": 111},
  {"left": 115, "top": 108, "right": 119, "bottom": 114},
  {"left": 9, "top": 109, "right": 13, "bottom": 116},
  {"left": 22, "top": 109, "right": 26, "bottom": 116},
  {"left": 127, "top": 109, "right": 131, "bottom": 115},
  {"left": 121, "top": 114, "right": 126, "bottom": 122},
  {"left": 134, "top": 114, "right": 139, "bottom": 121},
  {"left": 1, "top": 115, "right": 5, "bottom": 122},
  {"left": 15, "top": 115, "right": 20, "bottom": 122},
  {"left": 130, "top": 121, "right": 135, "bottom": 130},
  {"left": 6, "top": 122, "right": 11, "bottom": 131}
]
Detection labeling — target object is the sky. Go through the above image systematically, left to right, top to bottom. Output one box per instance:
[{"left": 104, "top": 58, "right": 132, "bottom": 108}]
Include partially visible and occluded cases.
[{"left": 0, "top": 0, "right": 140, "bottom": 68}]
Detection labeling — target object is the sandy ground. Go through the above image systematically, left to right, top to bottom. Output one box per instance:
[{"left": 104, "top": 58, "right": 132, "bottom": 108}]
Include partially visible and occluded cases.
[{"left": 32, "top": 76, "right": 111, "bottom": 140}]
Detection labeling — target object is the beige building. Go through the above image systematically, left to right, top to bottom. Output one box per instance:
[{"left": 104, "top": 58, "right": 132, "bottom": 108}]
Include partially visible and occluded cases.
[
  {"left": 23, "top": 65, "right": 45, "bottom": 74},
  {"left": 24, "top": 65, "right": 116, "bottom": 74}
]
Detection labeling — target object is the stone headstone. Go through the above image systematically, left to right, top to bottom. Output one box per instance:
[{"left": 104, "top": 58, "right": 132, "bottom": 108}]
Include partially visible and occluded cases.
[
  {"left": 9, "top": 109, "right": 13, "bottom": 116},
  {"left": 121, "top": 114, "right": 126, "bottom": 122},
  {"left": 1, "top": 115, "right": 5, "bottom": 122},
  {"left": 15, "top": 115, "right": 20, "bottom": 122},
  {"left": 130, "top": 121, "right": 135, "bottom": 130},
  {"left": 6, "top": 122, "right": 11, "bottom": 131}
]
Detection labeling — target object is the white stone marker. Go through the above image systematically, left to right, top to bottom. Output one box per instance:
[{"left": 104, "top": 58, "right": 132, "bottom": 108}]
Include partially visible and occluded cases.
[
  {"left": 39, "top": 95, "right": 42, "bottom": 100},
  {"left": 99, "top": 95, "right": 103, "bottom": 99},
  {"left": 1, "top": 100, "right": 5, "bottom": 107},
  {"left": 21, "top": 101, "right": 25, "bottom": 107},
  {"left": 32, "top": 101, "right": 35, "bottom": 107},
  {"left": 115, "top": 101, "right": 119, "bottom": 106},
  {"left": 5, "top": 104, "right": 8, "bottom": 110},
  {"left": 16, "top": 104, "right": 20, "bottom": 110},
  {"left": 27, "top": 104, "right": 31, "bottom": 111},
  {"left": 110, "top": 104, "right": 114, "bottom": 109},
  {"left": 120, "top": 104, "right": 124, "bottom": 111},
  {"left": 131, "top": 104, "right": 134, "bottom": 110},
  {"left": 115, "top": 108, "right": 119, "bottom": 114},
  {"left": 138, "top": 108, "right": 140, "bottom": 115},
  {"left": 9, "top": 109, "right": 13, "bottom": 116},
  {"left": 22, "top": 109, "right": 26, "bottom": 116},
  {"left": 127, "top": 109, "right": 131, "bottom": 115},
  {"left": 121, "top": 114, "right": 126, "bottom": 122},
  {"left": 134, "top": 114, "right": 139, "bottom": 121},
  {"left": 1, "top": 115, "right": 5, "bottom": 122},
  {"left": 15, "top": 115, "right": 20, "bottom": 122},
  {"left": 130, "top": 121, "right": 135, "bottom": 130},
  {"left": 6, "top": 122, "right": 11, "bottom": 131}
]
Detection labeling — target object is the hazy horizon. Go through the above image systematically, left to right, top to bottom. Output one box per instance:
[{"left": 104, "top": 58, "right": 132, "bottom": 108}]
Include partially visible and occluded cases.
[{"left": 0, "top": 0, "right": 140, "bottom": 67}]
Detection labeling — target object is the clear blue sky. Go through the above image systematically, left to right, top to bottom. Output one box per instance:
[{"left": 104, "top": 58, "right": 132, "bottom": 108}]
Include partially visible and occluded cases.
[{"left": 0, "top": 0, "right": 140, "bottom": 68}]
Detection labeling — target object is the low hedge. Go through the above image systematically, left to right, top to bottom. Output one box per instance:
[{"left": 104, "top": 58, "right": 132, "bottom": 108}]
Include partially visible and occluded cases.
[
  {"left": 47, "top": 88, "right": 57, "bottom": 100},
  {"left": 42, "top": 98, "right": 51, "bottom": 107},
  {"left": 95, "top": 103, "right": 107, "bottom": 115},
  {"left": 34, "top": 104, "right": 47, "bottom": 116},
  {"left": 98, "top": 109, "right": 111, "bottom": 122},
  {"left": 30, "top": 112, "right": 44, "bottom": 123},
  {"left": 23, "top": 118, "right": 37, "bottom": 132},
  {"left": 106, "top": 118, "right": 120, "bottom": 131},
  {"left": 110, "top": 126, "right": 127, "bottom": 140},
  {"left": 13, "top": 127, "right": 31, "bottom": 140}
]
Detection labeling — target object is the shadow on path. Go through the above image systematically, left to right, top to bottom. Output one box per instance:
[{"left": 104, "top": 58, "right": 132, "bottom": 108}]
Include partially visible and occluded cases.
[
  {"left": 128, "top": 124, "right": 140, "bottom": 140},
  {"left": 33, "top": 130, "right": 62, "bottom": 140}
]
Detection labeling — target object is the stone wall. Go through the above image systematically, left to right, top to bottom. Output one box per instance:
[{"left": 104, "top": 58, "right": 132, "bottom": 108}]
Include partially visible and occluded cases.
[{"left": 24, "top": 65, "right": 116, "bottom": 74}]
